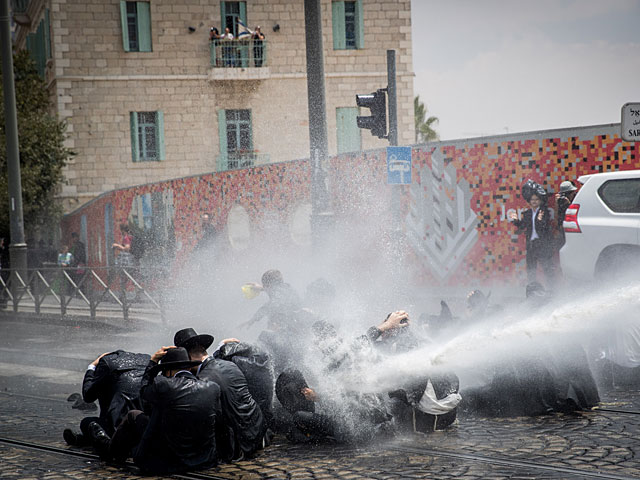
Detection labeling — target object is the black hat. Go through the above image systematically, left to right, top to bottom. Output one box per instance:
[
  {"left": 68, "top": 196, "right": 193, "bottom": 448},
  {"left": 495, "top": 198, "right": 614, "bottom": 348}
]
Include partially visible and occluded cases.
[
  {"left": 173, "top": 328, "right": 214, "bottom": 351},
  {"left": 150, "top": 347, "right": 201, "bottom": 375},
  {"left": 275, "top": 369, "right": 315, "bottom": 413}
]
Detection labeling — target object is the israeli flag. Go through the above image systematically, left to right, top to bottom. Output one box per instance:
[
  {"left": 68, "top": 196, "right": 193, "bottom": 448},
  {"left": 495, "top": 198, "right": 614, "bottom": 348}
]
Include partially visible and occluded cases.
[{"left": 237, "top": 19, "right": 253, "bottom": 38}]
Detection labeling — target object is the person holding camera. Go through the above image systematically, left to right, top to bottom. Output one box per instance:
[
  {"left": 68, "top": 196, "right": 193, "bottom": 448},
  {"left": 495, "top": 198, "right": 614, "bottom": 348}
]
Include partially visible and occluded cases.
[{"left": 555, "top": 180, "right": 578, "bottom": 249}]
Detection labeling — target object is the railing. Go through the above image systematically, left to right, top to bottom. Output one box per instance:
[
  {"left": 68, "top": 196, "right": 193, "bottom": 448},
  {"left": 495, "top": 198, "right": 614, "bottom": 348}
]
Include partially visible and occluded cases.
[
  {"left": 10, "top": 0, "right": 30, "bottom": 14},
  {"left": 210, "top": 38, "right": 268, "bottom": 68},
  {"left": 216, "top": 151, "right": 270, "bottom": 171},
  {"left": 0, "top": 266, "right": 167, "bottom": 323}
]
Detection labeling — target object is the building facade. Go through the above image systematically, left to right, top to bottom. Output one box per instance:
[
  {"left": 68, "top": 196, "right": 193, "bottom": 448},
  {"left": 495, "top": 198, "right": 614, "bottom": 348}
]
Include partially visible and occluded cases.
[{"left": 12, "top": 0, "right": 414, "bottom": 212}]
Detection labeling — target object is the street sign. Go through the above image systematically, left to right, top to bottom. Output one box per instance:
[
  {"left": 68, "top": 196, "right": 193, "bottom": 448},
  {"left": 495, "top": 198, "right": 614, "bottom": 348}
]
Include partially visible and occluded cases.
[
  {"left": 621, "top": 103, "right": 640, "bottom": 142},
  {"left": 387, "top": 146, "right": 412, "bottom": 185}
]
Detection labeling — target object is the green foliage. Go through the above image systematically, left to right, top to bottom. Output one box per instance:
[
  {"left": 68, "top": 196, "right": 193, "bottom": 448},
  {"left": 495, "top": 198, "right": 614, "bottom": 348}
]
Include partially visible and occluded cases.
[
  {"left": 0, "top": 50, "right": 73, "bottom": 240},
  {"left": 414, "top": 95, "right": 440, "bottom": 143}
]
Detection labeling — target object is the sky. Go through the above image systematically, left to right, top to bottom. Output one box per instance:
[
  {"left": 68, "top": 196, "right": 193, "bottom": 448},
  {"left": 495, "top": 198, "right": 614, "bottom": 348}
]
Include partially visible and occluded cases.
[{"left": 411, "top": 0, "right": 640, "bottom": 141}]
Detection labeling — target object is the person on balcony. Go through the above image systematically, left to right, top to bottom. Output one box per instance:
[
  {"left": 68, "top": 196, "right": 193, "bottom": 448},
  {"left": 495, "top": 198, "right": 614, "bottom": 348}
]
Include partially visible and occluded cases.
[
  {"left": 251, "top": 26, "right": 265, "bottom": 67},
  {"left": 221, "top": 27, "right": 235, "bottom": 67}
]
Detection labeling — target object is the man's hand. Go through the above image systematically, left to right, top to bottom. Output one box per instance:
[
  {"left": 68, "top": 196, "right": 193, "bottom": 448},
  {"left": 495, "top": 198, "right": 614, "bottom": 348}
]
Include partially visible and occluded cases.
[
  {"left": 537, "top": 209, "right": 544, "bottom": 221},
  {"left": 508, "top": 211, "right": 518, "bottom": 221},
  {"left": 378, "top": 310, "right": 410, "bottom": 333},
  {"left": 221, "top": 338, "right": 240, "bottom": 344},
  {"left": 151, "top": 346, "right": 175, "bottom": 363},
  {"left": 91, "top": 352, "right": 111, "bottom": 367},
  {"left": 301, "top": 387, "right": 317, "bottom": 402}
]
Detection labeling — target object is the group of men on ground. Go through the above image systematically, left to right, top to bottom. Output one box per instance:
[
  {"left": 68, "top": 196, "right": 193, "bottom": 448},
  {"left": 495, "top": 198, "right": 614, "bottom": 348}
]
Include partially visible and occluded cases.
[{"left": 63, "top": 268, "right": 604, "bottom": 474}]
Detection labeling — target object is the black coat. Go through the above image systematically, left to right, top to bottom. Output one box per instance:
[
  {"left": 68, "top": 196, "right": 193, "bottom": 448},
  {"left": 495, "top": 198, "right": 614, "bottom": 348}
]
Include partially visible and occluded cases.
[
  {"left": 512, "top": 207, "right": 554, "bottom": 248},
  {"left": 216, "top": 342, "right": 274, "bottom": 422},
  {"left": 82, "top": 350, "right": 150, "bottom": 435},
  {"left": 197, "top": 356, "right": 265, "bottom": 460},
  {"left": 136, "top": 363, "right": 221, "bottom": 473}
]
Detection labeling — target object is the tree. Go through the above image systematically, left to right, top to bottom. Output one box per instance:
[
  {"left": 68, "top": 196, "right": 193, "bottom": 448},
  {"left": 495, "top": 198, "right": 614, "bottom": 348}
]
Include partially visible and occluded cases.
[
  {"left": 0, "top": 50, "right": 72, "bottom": 241},
  {"left": 414, "top": 95, "right": 439, "bottom": 143}
]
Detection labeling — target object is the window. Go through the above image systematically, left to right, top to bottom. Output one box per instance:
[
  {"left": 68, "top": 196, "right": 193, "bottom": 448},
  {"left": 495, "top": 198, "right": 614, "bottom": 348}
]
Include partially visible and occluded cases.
[
  {"left": 332, "top": 0, "right": 364, "bottom": 50},
  {"left": 119, "top": 1, "right": 152, "bottom": 52},
  {"left": 221, "top": 1, "right": 247, "bottom": 38},
  {"left": 25, "top": 9, "right": 51, "bottom": 78},
  {"left": 336, "top": 107, "right": 361, "bottom": 154},
  {"left": 218, "top": 109, "right": 254, "bottom": 169},
  {"left": 130, "top": 111, "right": 165, "bottom": 162},
  {"left": 598, "top": 179, "right": 640, "bottom": 213}
]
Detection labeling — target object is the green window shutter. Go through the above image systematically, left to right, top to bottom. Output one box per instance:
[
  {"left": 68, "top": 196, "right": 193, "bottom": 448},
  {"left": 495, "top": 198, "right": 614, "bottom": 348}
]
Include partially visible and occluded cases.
[
  {"left": 355, "top": 0, "right": 364, "bottom": 49},
  {"left": 120, "top": 1, "right": 130, "bottom": 52},
  {"left": 332, "top": 1, "right": 346, "bottom": 50},
  {"left": 137, "top": 2, "right": 152, "bottom": 52},
  {"left": 220, "top": 2, "right": 227, "bottom": 33},
  {"left": 239, "top": 2, "right": 247, "bottom": 26},
  {"left": 239, "top": 2, "right": 248, "bottom": 67},
  {"left": 44, "top": 9, "right": 51, "bottom": 59},
  {"left": 36, "top": 22, "right": 45, "bottom": 76},
  {"left": 336, "top": 107, "right": 360, "bottom": 154},
  {"left": 218, "top": 110, "right": 227, "bottom": 154},
  {"left": 248, "top": 110, "right": 253, "bottom": 149},
  {"left": 156, "top": 111, "right": 165, "bottom": 161},
  {"left": 130, "top": 112, "right": 139, "bottom": 162}
]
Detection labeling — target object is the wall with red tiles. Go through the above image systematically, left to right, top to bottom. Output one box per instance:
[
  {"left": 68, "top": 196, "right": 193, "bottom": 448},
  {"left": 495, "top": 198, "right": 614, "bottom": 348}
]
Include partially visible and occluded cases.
[{"left": 62, "top": 124, "right": 640, "bottom": 286}]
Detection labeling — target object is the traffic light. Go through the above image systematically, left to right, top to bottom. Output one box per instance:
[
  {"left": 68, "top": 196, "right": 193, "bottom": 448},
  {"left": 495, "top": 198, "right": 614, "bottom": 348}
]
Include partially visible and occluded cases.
[{"left": 356, "top": 89, "right": 387, "bottom": 139}]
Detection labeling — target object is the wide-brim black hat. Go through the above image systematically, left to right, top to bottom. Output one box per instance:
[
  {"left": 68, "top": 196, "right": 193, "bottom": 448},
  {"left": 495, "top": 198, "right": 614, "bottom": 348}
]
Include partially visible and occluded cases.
[
  {"left": 173, "top": 328, "right": 214, "bottom": 351},
  {"left": 150, "top": 347, "right": 201, "bottom": 375}
]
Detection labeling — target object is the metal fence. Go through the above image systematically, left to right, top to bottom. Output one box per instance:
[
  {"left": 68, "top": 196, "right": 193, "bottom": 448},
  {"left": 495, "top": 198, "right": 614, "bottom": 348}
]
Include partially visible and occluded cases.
[
  {"left": 209, "top": 38, "right": 268, "bottom": 68},
  {"left": 0, "top": 266, "right": 166, "bottom": 323}
]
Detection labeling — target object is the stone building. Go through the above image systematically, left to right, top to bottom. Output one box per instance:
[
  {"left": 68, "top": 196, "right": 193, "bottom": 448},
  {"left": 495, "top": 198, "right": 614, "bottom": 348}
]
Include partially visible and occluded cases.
[{"left": 12, "top": 0, "right": 414, "bottom": 212}]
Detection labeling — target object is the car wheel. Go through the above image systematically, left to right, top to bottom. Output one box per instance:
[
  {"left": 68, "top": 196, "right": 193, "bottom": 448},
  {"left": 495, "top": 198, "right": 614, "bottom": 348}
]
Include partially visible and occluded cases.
[{"left": 595, "top": 245, "right": 640, "bottom": 281}]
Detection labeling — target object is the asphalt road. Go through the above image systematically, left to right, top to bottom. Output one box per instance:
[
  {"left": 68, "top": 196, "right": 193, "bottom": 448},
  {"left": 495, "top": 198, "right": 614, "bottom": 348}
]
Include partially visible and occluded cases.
[{"left": 1, "top": 313, "right": 640, "bottom": 480}]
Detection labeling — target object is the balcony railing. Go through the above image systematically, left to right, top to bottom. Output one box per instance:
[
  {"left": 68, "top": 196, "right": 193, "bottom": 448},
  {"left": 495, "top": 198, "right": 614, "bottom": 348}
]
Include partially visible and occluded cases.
[
  {"left": 10, "top": 0, "right": 30, "bottom": 14},
  {"left": 210, "top": 38, "right": 268, "bottom": 68},
  {"left": 216, "top": 151, "right": 270, "bottom": 171}
]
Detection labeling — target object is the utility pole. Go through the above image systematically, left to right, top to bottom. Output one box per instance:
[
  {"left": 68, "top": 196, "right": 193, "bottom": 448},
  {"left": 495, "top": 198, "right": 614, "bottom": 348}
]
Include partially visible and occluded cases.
[
  {"left": 1, "top": 0, "right": 28, "bottom": 297},
  {"left": 304, "top": 0, "right": 332, "bottom": 251}
]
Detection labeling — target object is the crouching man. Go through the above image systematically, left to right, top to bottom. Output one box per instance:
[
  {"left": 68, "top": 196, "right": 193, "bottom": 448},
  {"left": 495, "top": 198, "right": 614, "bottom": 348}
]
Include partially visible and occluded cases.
[{"left": 108, "top": 346, "right": 221, "bottom": 475}]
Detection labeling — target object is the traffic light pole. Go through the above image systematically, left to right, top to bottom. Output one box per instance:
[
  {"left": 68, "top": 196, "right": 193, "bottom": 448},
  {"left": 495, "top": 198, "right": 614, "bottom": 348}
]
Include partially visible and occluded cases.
[
  {"left": 1, "top": 0, "right": 28, "bottom": 297},
  {"left": 304, "top": 0, "right": 333, "bottom": 251},
  {"left": 387, "top": 50, "right": 398, "bottom": 147}
]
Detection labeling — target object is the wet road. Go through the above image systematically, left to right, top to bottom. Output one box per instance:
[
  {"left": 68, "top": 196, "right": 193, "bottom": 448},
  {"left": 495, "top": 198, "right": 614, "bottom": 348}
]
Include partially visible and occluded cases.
[{"left": 1, "top": 313, "right": 640, "bottom": 479}]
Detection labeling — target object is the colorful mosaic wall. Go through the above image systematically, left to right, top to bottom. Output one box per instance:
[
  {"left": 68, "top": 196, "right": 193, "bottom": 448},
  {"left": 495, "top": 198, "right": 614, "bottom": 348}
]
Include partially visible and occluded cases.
[{"left": 62, "top": 124, "right": 640, "bottom": 286}]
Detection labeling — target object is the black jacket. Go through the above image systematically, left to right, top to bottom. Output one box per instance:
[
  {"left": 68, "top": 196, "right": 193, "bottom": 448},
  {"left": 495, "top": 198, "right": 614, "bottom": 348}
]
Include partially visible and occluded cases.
[
  {"left": 512, "top": 207, "right": 554, "bottom": 248},
  {"left": 215, "top": 342, "right": 274, "bottom": 423},
  {"left": 82, "top": 350, "right": 150, "bottom": 435},
  {"left": 197, "top": 356, "right": 265, "bottom": 460},
  {"left": 136, "top": 362, "right": 221, "bottom": 473}
]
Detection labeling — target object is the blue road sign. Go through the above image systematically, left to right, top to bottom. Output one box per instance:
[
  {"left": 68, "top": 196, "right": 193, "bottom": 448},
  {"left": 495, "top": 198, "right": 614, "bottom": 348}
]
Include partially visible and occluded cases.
[{"left": 387, "top": 146, "right": 412, "bottom": 185}]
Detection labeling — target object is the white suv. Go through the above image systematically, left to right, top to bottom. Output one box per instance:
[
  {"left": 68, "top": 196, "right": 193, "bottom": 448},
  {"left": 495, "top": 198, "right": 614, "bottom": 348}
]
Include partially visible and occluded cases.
[{"left": 560, "top": 170, "right": 640, "bottom": 280}]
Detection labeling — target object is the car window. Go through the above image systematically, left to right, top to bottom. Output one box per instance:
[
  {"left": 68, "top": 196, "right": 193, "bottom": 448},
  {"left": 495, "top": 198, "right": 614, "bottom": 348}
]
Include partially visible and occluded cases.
[{"left": 598, "top": 179, "right": 640, "bottom": 213}]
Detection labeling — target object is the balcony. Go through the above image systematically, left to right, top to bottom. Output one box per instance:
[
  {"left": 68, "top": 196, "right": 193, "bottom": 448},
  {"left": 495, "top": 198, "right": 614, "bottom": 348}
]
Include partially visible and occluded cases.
[
  {"left": 11, "top": 0, "right": 31, "bottom": 25},
  {"left": 208, "top": 39, "right": 270, "bottom": 81},
  {"left": 216, "top": 151, "right": 270, "bottom": 172}
]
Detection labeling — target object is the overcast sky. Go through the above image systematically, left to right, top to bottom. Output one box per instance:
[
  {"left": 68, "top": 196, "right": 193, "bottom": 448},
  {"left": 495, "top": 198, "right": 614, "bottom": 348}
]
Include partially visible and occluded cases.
[{"left": 411, "top": 0, "right": 640, "bottom": 141}]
